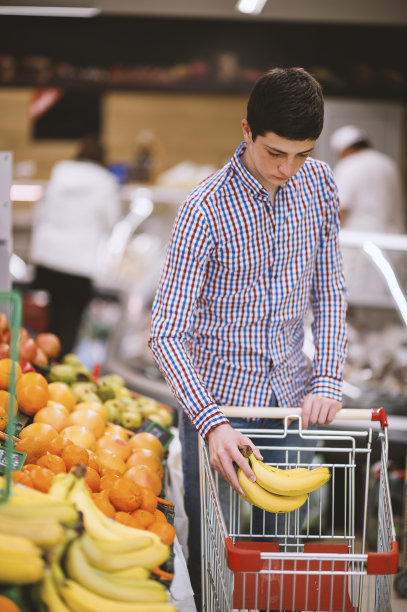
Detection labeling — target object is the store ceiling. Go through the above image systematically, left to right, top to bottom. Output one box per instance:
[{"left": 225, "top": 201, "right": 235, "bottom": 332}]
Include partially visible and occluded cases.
[{"left": 3, "top": 0, "right": 407, "bottom": 26}]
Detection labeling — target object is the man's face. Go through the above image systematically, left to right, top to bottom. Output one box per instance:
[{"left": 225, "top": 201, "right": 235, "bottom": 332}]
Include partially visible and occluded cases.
[{"left": 241, "top": 119, "right": 316, "bottom": 190}]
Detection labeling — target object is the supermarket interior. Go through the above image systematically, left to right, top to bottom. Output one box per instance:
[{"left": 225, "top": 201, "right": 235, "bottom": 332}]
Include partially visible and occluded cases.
[{"left": 0, "top": 1, "right": 407, "bottom": 611}]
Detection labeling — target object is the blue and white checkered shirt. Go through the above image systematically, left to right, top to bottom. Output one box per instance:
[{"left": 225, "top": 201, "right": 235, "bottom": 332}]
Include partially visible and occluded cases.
[{"left": 149, "top": 142, "right": 348, "bottom": 439}]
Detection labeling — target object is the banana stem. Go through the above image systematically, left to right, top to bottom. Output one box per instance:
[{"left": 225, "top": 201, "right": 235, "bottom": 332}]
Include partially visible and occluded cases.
[{"left": 238, "top": 445, "right": 253, "bottom": 459}]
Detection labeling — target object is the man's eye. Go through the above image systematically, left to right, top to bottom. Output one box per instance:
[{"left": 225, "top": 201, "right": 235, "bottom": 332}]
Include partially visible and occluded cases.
[{"left": 268, "top": 151, "right": 280, "bottom": 157}]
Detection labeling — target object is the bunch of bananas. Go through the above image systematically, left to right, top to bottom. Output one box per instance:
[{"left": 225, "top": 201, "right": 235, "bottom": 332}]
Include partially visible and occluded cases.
[
  {"left": 237, "top": 445, "right": 330, "bottom": 513},
  {"left": 38, "top": 465, "right": 177, "bottom": 612},
  {"left": 0, "top": 475, "right": 80, "bottom": 585}
]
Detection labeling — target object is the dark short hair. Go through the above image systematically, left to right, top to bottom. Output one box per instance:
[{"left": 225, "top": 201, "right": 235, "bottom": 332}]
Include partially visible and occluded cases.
[
  {"left": 247, "top": 67, "right": 324, "bottom": 141},
  {"left": 76, "top": 133, "right": 106, "bottom": 166},
  {"left": 349, "top": 139, "right": 371, "bottom": 152}
]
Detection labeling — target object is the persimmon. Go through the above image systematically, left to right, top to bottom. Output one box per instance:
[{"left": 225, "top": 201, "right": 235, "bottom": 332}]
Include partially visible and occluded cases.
[
  {"left": 0, "top": 358, "right": 22, "bottom": 390},
  {"left": 16, "top": 371, "right": 49, "bottom": 415},
  {"left": 47, "top": 382, "right": 75, "bottom": 412},
  {"left": 0, "top": 389, "right": 18, "bottom": 416},
  {"left": 33, "top": 403, "right": 69, "bottom": 432},
  {"left": 67, "top": 409, "right": 105, "bottom": 439},
  {"left": 15, "top": 422, "right": 59, "bottom": 463},
  {"left": 60, "top": 425, "right": 96, "bottom": 451},
  {"left": 128, "top": 432, "right": 164, "bottom": 461},
  {"left": 95, "top": 434, "right": 131, "bottom": 462},
  {"left": 61, "top": 443, "right": 89, "bottom": 472},
  {"left": 96, "top": 448, "right": 127, "bottom": 475},
  {"left": 126, "top": 449, "right": 164, "bottom": 480},
  {"left": 36, "top": 452, "right": 66, "bottom": 474},
  {"left": 124, "top": 464, "right": 162, "bottom": 496},
  {"left": 30, "top": 465, "right": 54, "bottom": 493},
  {"left": 85, "top": 466, "right": 101, "bottom": 492},
  {"left": 99, "top": 470, "right": 121, "bottom": 492},
  {"left": 108, "top": 477, "right": 142, "bottom": 512},
  {"left": 139, "top": 486, "right": 158, "bottom": 513},
  {"left": 91, "top": 490, "right": 116, "bottom": 519},
  {"left": 131, "top": 508, "right": 155, "bottom": 529},
  {"left": 115, "top": 511, "right": 139, "bottom": 527},
  {"left": 149, "top": 520, "right": 175, "bottom": 545}
]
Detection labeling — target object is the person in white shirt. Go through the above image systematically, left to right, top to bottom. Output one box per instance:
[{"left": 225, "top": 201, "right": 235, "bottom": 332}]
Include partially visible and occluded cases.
[
  {"left": 330, "top": 124, "right": 404, "bottom": 232},
  {"left": 330, "top": 125, "right": 406, "bottom": 304},
  {"left": 30, "top": 134, "right": 121, "bottom": 355}
]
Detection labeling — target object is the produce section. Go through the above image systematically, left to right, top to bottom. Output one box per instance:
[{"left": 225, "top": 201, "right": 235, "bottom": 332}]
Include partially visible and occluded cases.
[{"left": 0, "top": 296, "right": 179, "bottom": 611}]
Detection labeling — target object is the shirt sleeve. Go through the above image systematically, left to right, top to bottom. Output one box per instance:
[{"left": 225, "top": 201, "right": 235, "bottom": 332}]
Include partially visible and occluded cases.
[
  {"left": 309, "top": 169, "right": 348, "bottom": 400},
  {"left": 149, "top": 198, "right": 229, "bottom": 439}
]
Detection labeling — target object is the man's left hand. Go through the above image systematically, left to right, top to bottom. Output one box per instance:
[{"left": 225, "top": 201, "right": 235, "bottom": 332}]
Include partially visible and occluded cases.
[{"left": 301, "top": 393, "right": 341, "bottom": 429}]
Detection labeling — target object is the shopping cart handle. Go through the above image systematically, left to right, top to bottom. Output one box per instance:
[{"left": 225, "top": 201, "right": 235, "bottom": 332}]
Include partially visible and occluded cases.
[{"left": 221, "top": 406, "right": 388, "bottom": 428}]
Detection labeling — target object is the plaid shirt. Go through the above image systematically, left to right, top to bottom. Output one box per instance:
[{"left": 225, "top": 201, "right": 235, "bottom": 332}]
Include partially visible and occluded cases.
[{"left": 149, "top": 142, "right": 348, "bottom": 439}]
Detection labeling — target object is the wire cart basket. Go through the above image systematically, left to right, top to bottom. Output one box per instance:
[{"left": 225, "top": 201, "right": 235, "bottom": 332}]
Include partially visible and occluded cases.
[{"left": 199, "top": 407, "right": 399, "bottom": 612}]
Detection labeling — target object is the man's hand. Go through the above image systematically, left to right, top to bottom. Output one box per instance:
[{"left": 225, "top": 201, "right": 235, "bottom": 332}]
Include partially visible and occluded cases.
[
  {"left": 301, "top": 393, "right": 341, "bottom": 429},
  {"left": 207, "top": 423, "right": 263, "bottom": 495}
]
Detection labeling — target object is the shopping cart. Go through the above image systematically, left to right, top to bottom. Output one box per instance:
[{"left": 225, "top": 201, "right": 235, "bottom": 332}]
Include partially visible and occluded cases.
[{"left": 199, "top": 407, "right": 399, "bottom": 612}]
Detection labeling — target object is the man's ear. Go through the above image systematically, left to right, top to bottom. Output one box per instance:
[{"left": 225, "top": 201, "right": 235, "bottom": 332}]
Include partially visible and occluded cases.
[{"left": 241, "top": 119, "right": 252, "bottom": 143}]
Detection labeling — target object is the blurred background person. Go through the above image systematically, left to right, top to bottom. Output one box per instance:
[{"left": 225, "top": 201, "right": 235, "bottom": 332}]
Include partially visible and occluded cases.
[
  {"left": 330, "top": 124, "right": 405, "bottom": 233},
  {"left": 29, "top": 134, "right": 121, "bottom": 356}
]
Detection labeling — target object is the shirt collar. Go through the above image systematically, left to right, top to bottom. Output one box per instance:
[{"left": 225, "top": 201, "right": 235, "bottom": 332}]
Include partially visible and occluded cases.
[{"left": 231, "top": 141, "right": 269, "bottom": 199}]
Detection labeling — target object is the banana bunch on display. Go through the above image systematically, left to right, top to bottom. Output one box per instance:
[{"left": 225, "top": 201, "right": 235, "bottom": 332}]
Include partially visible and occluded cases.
[
  {"left": 237, "top": 445, "right": 330, "bottom": 513},
  {"left": 37, "top": 464, "right": 176, "bottom": 611},
  {"left": 0, "top": 475, "right": 80, "bottom": 550},
  {"left": 0, "top": 531, "right": 45, "bottom": 585}
]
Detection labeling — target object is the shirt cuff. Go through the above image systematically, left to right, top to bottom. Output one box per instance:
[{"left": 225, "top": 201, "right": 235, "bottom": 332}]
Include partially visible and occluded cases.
[
  {"left": 308, "top": 376, "right": 343, "bottom": 401},
  {"left": 191, "top": 403, "right": 230, "bottom": 440}
]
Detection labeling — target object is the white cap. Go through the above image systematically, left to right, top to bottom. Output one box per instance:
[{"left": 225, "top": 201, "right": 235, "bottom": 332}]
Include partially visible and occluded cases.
[{"left": 330, "top": 125, "right": 369, "bottom": 156}]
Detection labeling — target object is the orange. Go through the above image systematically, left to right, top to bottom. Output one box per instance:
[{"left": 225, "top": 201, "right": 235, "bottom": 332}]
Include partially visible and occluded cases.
[
  {"left": 0, "top": 358, "right": 22, "bottom": 390},
  {"left": 16, "top": 371, "right": 49, "bottom": 415},
  {"left": 47, "top": 382, "right": 75, "bottom": 412},
  {"left": 75, "top": 401, "right": 108, "bottom": 423},
  {"left": 33, "top": 403, "right": 69, "bottom": 432},
  {"left": 0, "top": 405, "right": 7, "bottom": 431},
  {"left": 67, "top": 409, "right": 105, "bottom": 439},
  {"left": 15, "top": 422, "right": 59, "bottom": 464},
  {"left": 104, "top": 423, "right": 129, "bottom": 441},
  {"left": 60, "top": 425, "right": 96, "bottom": 451},
  {"left": 128, "top": 432, "right": 164, "bottom": 461},
  {"left": 48, "top": 434, "right": 72, "bottom": 457},
  {"left": 95, "top": 435, "right": 131, "bottom": 462},
  {"left": 61, "top": 443, "right": 89, "bottom": 472},
  {"left": 95, "top": 448, "right": 127, "bottom": 475},
  {"left": 86, "top": 449, "right": 101, "bottom": 473},
  {"left": 126, "top": 449, "right": 164, "bottom": 480},
  {"left": 36, "top": 452, "right": 66, "bottom": 474},
  {"left": 124, "top": 464, "right": 162, "bottom": 496},
  {"left": 30, "top": 465, "right": 54, "bottom": 493},
  {"left": 85, "top": 466, "right": 101, "bottom": 492},
  {"left": 11, "top": 470, "right": 33, "bottom": 488},
  {"left": 99, "top": 471, "right": 121, "bottom": 492},
  {"left": 108, "top": 478, "right": 142, "bottom": 512},
  {"left": 139, "top": 486, "right": 158, "bottom": 513},
  {"left": 91, "top": 490, "right": 116, "bottom": 518},
  {"left": 131, "top": 508, "right": 155, "bottom": 529},
  {"left": 153, "top": 508, "right": 167, "bottom": 523},
  {"left": 115, "top": 511, "right": 139, "bottom": 527},
  {"left": 149, "top": 520, "right": 175, "bottom": 545},
  {"left": 0, "top": 595, "right": 21, "bottom": 612}
]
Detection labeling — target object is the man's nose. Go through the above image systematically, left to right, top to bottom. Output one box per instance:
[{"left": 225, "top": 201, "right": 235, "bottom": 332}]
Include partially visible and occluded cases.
[{"left": 278, "top": 158, "right": 295, "bottom": 177}]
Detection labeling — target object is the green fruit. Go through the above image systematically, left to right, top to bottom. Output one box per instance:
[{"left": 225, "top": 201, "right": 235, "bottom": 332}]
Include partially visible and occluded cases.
[
  {"left": 63, "top": 353, "right": 83, "bottom": 367},
  {"left": 49, "top": 364, "right": 77, "bottom": 384},
  {"left": 73, "top": 366, "right": 92, "bottom": 382},
  {"left": 98, "top": 374, "right": 126, "bottom": 387},
  {"left": 96, "top": 380, "right": 116, "bottom": 402},
  {"left": 71, "top": 382, "right": 97, "bottom": 402},
  {"left": 112, "top": 384, "right": 132, "bottom": 399},
  {"left": 133, "top": 396, "right": 159, "bottom": 417},
  {"left": 103, "top": 400, "right": 123, "bottom": 424},
  {"left": 155, "top": 408, "right": 173, "bottom": 428},
  {"left": 121, "top": 411, "right": 143, "bottom": 430}
]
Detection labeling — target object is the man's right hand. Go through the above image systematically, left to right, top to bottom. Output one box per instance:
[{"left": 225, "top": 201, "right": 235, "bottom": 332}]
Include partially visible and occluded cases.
[{"left": 207, "top": 423, "right": 263, "bottom": 495}]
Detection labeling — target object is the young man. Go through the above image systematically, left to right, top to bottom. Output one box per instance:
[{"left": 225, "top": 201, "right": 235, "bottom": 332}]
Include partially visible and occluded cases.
[{"left": 149, "top": 67, "right": 348, "bottom": 608}]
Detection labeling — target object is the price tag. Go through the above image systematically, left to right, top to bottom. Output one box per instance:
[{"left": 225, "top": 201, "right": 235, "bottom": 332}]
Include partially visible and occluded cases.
[
  {"left": 137, "top": 419, "right": 174, "bottom": 451},
  {"left": 0, "top": 446, "right": 26, "bottom": 472}
]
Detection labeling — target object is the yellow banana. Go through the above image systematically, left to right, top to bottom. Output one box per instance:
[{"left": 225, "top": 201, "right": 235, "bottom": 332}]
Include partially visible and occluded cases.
[
  {"left": 248, "top": 453, "right": 330, "bottom": 496},
  {"left": 237, "top": 468, "right": 308, "bottom": 513},
  {"left": 48, "top": 471, "right": 76, "bottom": 501},
  {"left": 0, "top": 498, "right": 79, "bottom": 526},
  {"left": 0, "top": 514, "right": 67, "bottom": 549},
  {"left": 0, "top": 531, "right": 43, "bottom": 556},
  {"left": 80, "top": 533, "right": 170, "bottom": 571},
  {"left": 65, "top": 539, "right": 168, "bottom": 603},
  {"left": 0, "top": 551, "right": 45, "bottom": 584},
  {"left": 110, "top": 565, "right": 150, "bottom": 580},
  {"left": 38, "top": 569, "right": 72, "bottom": 612},
  {"left": 57, "top": 578, "right": 177, "bottom": 612}
]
